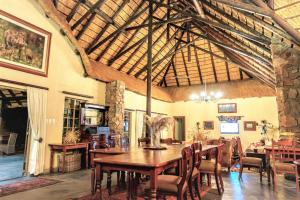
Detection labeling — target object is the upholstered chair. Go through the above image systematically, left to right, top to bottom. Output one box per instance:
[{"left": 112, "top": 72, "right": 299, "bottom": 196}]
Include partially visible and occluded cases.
[
  {"left": 0, "top": 133, "right": 18, "bottom": 155},
  {"left": 237, "top": 137, "right": 263, "bottom": 182},
  {"left": 189, "top": 142, "right": 202, "bottom": 200},
  {"left": 200, "top": 143, "right": 224, "bottom": 195},
  {"left": 156, "top": 146, "right": 193, "bottom": 199}
]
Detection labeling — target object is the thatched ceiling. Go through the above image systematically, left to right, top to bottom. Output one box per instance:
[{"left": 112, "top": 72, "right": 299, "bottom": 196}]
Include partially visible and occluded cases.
[{"left": 51, "top": 0, "right": 300, "bottom": 88}]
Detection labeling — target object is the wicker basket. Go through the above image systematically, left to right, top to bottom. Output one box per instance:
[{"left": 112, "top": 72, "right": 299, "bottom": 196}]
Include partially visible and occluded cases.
[{"left": 58, "top": 152, "right": 82, "bottom": 172}]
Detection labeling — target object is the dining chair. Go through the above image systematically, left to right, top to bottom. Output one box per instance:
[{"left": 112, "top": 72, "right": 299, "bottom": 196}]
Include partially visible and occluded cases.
[
  {"left": 138, "top": 137, "right": 150, "bottom": 147},
  {"left": 237, "top": 137, "right": 263, "bottom": 182},
  {"left": 270, "top": 138, "right": 298, "bottom": 192},
  {"left": 189, "top": 142, "right": 202, "bottom": 200},
  {"left": 200, "top": 143, "right": 224, "bottom": 195},
  {"left": 156, "top": 146, "right": 193, "bottom": 199}
]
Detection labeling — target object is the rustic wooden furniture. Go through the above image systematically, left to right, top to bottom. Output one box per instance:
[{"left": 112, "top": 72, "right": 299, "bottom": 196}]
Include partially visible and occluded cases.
[
  {"left": 137, "top": 137, "right": 150, "bottom": 147},
  {"left": 237, "top": 137, "right": 263, "bottom": 182},
  {"left": 160, "top": 138, "right": 173, "bottom": 145},
  {"left": 269, "top": 139, "right": 298, "bottom": 192},
  {"left": 190, "top": 142, "right": 202, "bottom": 200},
  {"left": 49, "top": 143, "right": 89, "bottom": 173},
  {"left": 92, "top": 144, "right": 218, "bottom": 199},
  {"left": 200, "top": 144, "right": 224, "bottom": 195},
  {"left": 265, "top": 145, "right": 300, "bottom": 185},
  {"left": 156, "top": 146, "right": 193, "bottom": 200},
  {"left": 245, "top": 151, "right": 266, "bottom": 171},
  {"left": 293, "top": 159, "right": 300, "bottom": 192}
]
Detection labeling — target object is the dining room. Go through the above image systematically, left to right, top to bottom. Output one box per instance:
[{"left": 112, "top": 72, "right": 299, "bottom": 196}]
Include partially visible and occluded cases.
[{"left": 0, "top": 0, "right": 300, "bottom": 200}]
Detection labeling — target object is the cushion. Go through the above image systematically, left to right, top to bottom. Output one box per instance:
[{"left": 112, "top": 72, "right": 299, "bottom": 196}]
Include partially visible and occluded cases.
[
  {"left": 242, "top": 157, "right": 262, "bottom": 166},
  {"left": 200, "top": 160, "right": 221, "bottom": 172},
  {"left": 270, "top": 160, "right": 295, "bottom": 172},
  {"left": 157, "top": 175, "right": 187, "bottom": 193}
]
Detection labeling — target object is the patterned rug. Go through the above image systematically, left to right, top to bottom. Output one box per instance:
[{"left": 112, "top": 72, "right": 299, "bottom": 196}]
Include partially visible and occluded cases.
[{"left": 0, "top": 177, "right": 61, "bottom": 197}]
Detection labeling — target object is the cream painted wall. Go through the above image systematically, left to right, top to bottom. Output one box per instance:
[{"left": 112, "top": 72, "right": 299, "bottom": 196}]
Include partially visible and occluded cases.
[
  {"left": 0, "top": 0, "right": 106, "bottom": 172},
  {"left": 170, "top": 97, "right": 279, "bottom": 149}
]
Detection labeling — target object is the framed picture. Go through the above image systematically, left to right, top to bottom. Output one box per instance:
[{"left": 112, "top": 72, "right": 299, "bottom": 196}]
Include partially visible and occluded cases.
[
  {"left": 0, "top": 10, "right": 51, "bottom": 76},
  {"left": 218, "top": 103, "right": 237, "bottom": 113},
  {"left": 203, "top": 121, "right": 214, "bottom": 130},
  {"left": 244, "top": 121, "right": 256, "bottom": 131}
]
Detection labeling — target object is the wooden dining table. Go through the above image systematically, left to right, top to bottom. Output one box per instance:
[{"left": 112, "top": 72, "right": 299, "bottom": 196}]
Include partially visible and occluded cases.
[
  {"left": 92, "top": 144, "right": 218, "bottom": 199},
  {"left": 265, "top": 146, "right": 300, "bottom": 183}
]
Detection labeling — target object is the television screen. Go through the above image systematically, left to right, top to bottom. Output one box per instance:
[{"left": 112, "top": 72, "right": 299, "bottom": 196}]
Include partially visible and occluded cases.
[{"left": 220, "top": 122, "right": 239, "bottom": 134}]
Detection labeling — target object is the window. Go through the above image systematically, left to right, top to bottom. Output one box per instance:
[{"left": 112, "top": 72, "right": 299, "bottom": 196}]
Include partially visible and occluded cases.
[
  {"left": 63, "top": 97, "right": 86, "bottom": 136},
  {"left": 220, "top": 122, "right": 239, "bottom": 134}
]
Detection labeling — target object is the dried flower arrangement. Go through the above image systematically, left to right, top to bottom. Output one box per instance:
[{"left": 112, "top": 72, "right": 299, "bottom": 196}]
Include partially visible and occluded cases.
[{"left": 63, "top": 129, "right": 80, "bottom": 144}]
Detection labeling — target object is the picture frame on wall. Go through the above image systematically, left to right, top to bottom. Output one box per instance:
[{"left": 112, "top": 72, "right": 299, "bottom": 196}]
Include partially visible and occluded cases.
[
  {"left": 0, "top": 10, "right": 51, "bottom": 77},
  {"left": 218, "top": 103, "right": 237, "bottom": 113},
  {"left": 203, "top": 121, "right": 214, "bottom": 130},
  {"left": 244, "top": 121, "right": 257, "bottom": 131}
]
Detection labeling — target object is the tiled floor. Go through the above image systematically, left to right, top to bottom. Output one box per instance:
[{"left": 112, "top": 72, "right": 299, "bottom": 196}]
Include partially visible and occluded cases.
[
  {"left": 0, "top": 154, "right": 24, "bottom": 181},
  {"left": 0, "top": 170, "right": 299, "bottom": 200}
]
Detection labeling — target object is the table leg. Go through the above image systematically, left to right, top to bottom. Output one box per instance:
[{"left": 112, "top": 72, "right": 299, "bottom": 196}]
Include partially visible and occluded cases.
[
  {"left": 85, "top": 146, "right": 89, "bottom": 169},
  {"left": 50, "top": 148, "right": 54, "bottom": 173},
  {"left": 62, "top": 148, "right": 66, "bottom": 173},
  {"left": 266, "top": 150, "right": 271, "bottom": 184},
  {"left": 98, "top": 165, "right": 103, "bottom": 200},
  {"left": 91, "top": 167, "right": 95, "bottom": 194},
  {"left": 150, "top": 169, "right": 157, "bottom": 200},
  {"left": 107, "top": 171, "right": 112, "bottom": 195}
]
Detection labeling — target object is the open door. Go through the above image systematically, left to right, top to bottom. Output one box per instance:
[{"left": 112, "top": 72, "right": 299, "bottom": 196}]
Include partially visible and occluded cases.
[{"left": 173, "top": 116, "right": 185, "bottom": 141}]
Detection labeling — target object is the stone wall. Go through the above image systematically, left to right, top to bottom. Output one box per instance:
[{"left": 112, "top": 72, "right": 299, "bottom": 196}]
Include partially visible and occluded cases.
[
  {"left": 271, "top": 37, "right": 300, "bottom": 141},
  {"left": 105, "top": 80, "right": 125, "bottom": 136}
]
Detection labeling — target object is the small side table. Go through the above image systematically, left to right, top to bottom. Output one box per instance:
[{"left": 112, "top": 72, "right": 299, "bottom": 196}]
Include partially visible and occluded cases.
[{"left": 49, "top": 143, "right": 89, "bottom": 173}]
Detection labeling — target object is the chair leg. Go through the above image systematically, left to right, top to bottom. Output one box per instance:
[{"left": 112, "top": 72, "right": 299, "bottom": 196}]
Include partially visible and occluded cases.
[
  {"left": 239, "top": 165, "right": 243, "bottom": 180},
  {"left": 259, "top": 165, "right": 263, "bottom": 183},
  {"left": 228, "top": 166, "right": 231, "bottom": 172},
  {"left": 296, "top": 170, "right": 299, "bottom": 193},
  {"left": 107, "top": 171, "right": 112, "bottom": 195},
  {"left": 117, "top": 171, "right": 120, "bottom": 186},
  {"left": 215, "top": 172, "right": 221, "bottom": 195},
  {"left": 219, "top": 173, "right": 224, "bottom": 192},
  {"left": 207, "top": 174, "right": 211, "bottom": 186},
  {"left": 195, "top": 175, "right": 202, "bottom": 200},
  {"left": 188, "top": 178, "right": 195, "bottom": 200}
]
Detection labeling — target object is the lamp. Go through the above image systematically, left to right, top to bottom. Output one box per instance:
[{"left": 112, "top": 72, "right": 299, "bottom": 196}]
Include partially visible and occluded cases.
[{"left": 189, "top": 81, "right": 223, "bottom": 102}]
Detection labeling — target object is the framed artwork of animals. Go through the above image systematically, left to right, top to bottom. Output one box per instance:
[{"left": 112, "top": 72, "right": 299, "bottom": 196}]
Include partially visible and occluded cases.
[{"left": 0, "top": 10, "right": 51, "bottom": 76}]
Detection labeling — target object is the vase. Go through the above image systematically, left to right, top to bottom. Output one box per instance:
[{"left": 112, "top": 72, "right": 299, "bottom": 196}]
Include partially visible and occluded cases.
[{"left": 151, "top": 130, "right": 161, "bottom": 148}]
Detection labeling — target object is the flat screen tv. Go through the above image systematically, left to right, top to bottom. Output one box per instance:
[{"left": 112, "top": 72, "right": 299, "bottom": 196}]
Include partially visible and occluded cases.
[{"left": 220, "top": 122, "right": 239, "bottom": 134}]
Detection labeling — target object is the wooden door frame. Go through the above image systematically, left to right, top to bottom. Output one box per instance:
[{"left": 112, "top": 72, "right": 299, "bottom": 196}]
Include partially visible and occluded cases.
[{"left": 173, "top": 116, "right": 186, "bottom": 141}]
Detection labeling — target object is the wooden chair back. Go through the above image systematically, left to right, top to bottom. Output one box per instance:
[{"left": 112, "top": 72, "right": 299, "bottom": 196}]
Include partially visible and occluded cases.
[
  {"left": 8, "top": 133, "right": 18, "bottom": 146},
  {"left": 138, "top": 137, "right": 150, "bottom": 147},
  {"left": 236, "top": 137, "right": 244, "bottom": 159},
  {"left": 160, "top": 138, "right": 173, "bottom": 145},
  {"left": 271, "top": 138, "right": 296, "bottom": 163},
  {"left": 172, "top": 139, "right": 182, "bottom": 144},
  {"left": 191, "top": 142, "right": 202, "bottom": 170},
  {"left": 216, "top": 143, "right": 224, "bottom": 168},
  {"left": 179, "top": 146, "right": 193, "bottom": 188}
]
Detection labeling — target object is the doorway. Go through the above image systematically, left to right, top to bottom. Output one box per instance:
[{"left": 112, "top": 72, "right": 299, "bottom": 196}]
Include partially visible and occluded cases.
[
  {"left": 0, "top": 86, "right": 28, "bottom": 181},
  {"left": 173, "top": 116, "right": 185, "bottom": 141}
]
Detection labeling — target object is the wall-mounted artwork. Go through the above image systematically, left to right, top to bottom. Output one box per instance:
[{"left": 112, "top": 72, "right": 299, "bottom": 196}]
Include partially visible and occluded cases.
[
  {"left": 0, "top": 10, "right": 51, "bottom": 76},
  {"left": 218, "top": 103, "right": 237, "bottom": 113},
  {"left": 203, "top": 121, "right": 214, "bottom": 130},
  {"left": 244, "top": 121, "right": 257, "bottom": 131}
]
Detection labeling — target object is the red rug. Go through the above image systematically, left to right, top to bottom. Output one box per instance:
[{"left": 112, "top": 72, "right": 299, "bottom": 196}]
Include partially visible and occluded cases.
[{"left": 0, "top": 177, "right": 61, "bottom": 197}]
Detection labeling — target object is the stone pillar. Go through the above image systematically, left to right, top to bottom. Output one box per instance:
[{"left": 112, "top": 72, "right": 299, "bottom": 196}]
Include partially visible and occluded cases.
[
  {"left": 271, "top": 37, "right": 300, "bottom": 141},
  {"left": 105, "top": 80, "right": 125, "bottom": 136}
]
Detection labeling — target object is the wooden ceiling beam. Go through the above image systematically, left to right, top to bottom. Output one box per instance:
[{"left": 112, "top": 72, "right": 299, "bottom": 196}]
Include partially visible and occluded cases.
[
  {"left": 66, "top": 0, "right": 82, "bottom": 22},
  {"left": 71, "top": 0, "right": 105, "bottom": 30},
  {"left": 84, "top": 0, "right": 114, "bottom": 24},
  {"left": 85, "top": 0, "right": 127, "bottom": 53},
  {"left": 149, "top": 0, "right": 271, "bottom": 45},
  {"left": 86, "top": 1, "right": 148, "bottom": 54},
  {"left": 76, "top": 12, "right": 96, "bottom": 40},
  {"left": 124, "top": 16, "right": 191, "bottom": 31},
  {"left": 170, "top": 23, "right": 271, "bottom": 65},
  {"left": 126, "top": 27, "right": 173, "bottom": 75},
  {"left": 207, "top": 41, "right": 218, "bottom": 83},
  {"left": 193, "top": 42, "right": 204, "bottom": 84},
  {"left": 180, "top": 46, "right": 191, "bottom": 85},
  {"left": 224, "top": 59, "right": 231, "bottom": 81},
  {"left": 154, "top": 60, "right": 172, "bottom": 84},
  {"left": 172, "top": 60, "right": 180, "bottom": 87},
  {"left": 7, "top": 90, "right": 22, "bottom": 105}
]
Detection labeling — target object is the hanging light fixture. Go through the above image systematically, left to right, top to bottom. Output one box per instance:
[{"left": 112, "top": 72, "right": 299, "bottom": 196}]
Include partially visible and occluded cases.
[{"left": 190, "top": 81, "right": 223, "bottom": 102}]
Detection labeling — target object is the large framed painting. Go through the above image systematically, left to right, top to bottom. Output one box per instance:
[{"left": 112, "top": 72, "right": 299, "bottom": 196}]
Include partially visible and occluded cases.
[
  {"left": 0, "top": 10, "right": 51, "bottom": 76},
  {"left": 218, "top": 103, "right": 237, "bottom": 113}
]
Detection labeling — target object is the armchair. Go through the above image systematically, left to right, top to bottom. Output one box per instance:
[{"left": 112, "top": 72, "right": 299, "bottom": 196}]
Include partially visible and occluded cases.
[{"left": 0, "top": 133, "right": 18, "bottom": 155}]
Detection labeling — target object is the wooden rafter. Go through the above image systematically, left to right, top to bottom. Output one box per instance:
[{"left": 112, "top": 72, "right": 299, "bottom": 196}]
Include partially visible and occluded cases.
[
  {"left": 66, "top": 0, "right": 82, "bottom": 22},
  {"left": 76, "top": 12, "right": 96, "bottom": 40},
  {"left": 207, "top": 41, "right": 218, "bottom": 82},
  {"left": 193, "top": 43, "right": 203, "bottom": 84},
  {"left": 180, "top": 46, "right": 191, "bottom": 85}
]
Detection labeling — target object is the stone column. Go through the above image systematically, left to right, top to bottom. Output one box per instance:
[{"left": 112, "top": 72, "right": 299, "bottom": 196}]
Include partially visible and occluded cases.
[
  {"left": 271, "top": 37, "right": 300, "bottom": 141},
  {"left": 105, "top": 80, "right": 125, "bottom": 136}
]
